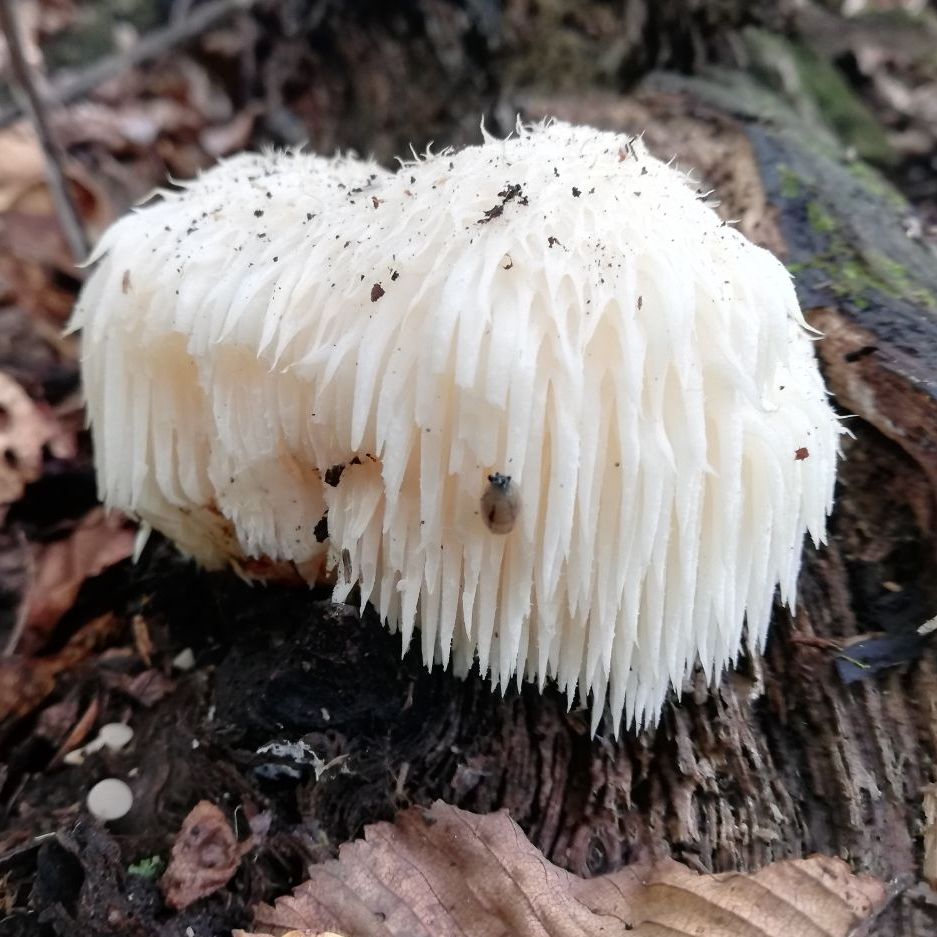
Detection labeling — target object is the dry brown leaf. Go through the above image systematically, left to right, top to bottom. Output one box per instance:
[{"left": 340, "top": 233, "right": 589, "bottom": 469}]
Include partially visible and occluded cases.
[
  {"left": 65, "top": 99, "right": 199, "bottom": 149},
  {"left": 0, "top": 122, "right": 112, "bottom": 319},
  {"left": 0, "top": 123, "right": 111, "bottom": 239},
  {"left": 0, "top": 125, "right": 50, "bottom": 215},
  {"left": 0, "top": 370, "right": 55, "bottom": 506},
  {"left": 18, "top": 507, "right": 135, "bottom": 655},
  {"left": 0, "top": 612, "right": 122, "bottom": 723},
  {"left": 131, "top": 613, "right": 155, "bottom": 666},
  {"left": 0, "top": 654, "right": 57, "bottom": 723},
  {"left": 106, "top": 668, "right": 175, "bottom": 707},
  {"left": 161, "top": 800, "right": 253, "bottom": 910},
  {"left": 243, "top": 802, "right": 885, "bottom": 937},
  {"left": 619, "top": 855, "right": 886, "bottom": 936},
  {"left": 244, "top": 933, "right": 347, "bottom": 937}
]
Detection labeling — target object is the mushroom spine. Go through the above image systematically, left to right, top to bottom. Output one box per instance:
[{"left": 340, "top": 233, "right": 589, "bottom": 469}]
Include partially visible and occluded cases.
[{"left": 71, "top": 120, "right": 842, "bottom": 733}]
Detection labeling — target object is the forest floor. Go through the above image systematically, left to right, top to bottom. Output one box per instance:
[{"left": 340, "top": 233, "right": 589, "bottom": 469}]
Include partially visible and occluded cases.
[{"left": 1, "top": 1, "right": 936, "bottom": 935}]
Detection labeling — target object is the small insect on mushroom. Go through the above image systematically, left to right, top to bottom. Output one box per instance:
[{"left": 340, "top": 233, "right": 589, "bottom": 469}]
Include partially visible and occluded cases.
[{"left": 481, "top": 473, "right": 520, "bottom": 534}]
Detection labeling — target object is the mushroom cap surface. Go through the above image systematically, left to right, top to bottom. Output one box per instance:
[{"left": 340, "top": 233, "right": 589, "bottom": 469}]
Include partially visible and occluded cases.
[{"left": 72, "top": 121, "right": 841, "bottom": 732}]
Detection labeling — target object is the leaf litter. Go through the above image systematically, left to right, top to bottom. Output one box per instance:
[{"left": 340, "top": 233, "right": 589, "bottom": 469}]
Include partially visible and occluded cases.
[{"left": 242, "top": 802, "right": 886, "bottom": 937}]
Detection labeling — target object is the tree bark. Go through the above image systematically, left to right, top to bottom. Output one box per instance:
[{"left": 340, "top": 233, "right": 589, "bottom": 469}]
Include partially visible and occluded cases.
[{"left": 203, "top": 35, "right": 937, "bottom": 935}]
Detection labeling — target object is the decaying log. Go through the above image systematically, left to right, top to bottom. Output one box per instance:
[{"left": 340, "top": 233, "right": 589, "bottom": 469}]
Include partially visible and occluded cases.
[{"left": 199, "top": 43, "right": 937, "bottom": 937}]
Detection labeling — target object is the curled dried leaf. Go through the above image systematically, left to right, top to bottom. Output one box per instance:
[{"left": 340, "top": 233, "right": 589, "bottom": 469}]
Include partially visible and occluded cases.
[
  {"left": 0, "top": 370, "right": 55, "bottom": 507},
  {"left": 18, "top": 507, "right": 135, "bottom": 655},
  {"left": 0, "top": 613, "right": 122, "bottom": 723},
  {"left": 161, "top": 800, "right": 253, "bottom": 910},
  {"left": 246, "top": 802, "right": 886, "bottom": 937},
  {"left": 236, "top": 933, "right": 347, "bottom": 937}
]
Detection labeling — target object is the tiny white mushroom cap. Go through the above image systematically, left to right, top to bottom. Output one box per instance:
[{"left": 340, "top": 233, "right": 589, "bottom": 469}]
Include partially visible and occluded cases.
[
  {"left": 71, "top": 121, "right": 842, "bottom": 732},
  {"left": 172, "top": 647, "right": 196, "bottom": 671},
  {"left": 63, "top": 722, "right": 134, "bottom": 765},
  {"left": 98, "top": 722, "right": 134, "bottom": 750},
  {"left": 87, "top": 778, "right": 134, "bottom": 821}
]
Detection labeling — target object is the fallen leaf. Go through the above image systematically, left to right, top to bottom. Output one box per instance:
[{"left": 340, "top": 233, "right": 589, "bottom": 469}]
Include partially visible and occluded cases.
[
  {"left": 55, "top": 99, "right": 202, "bottom": 152},
  {"left": 0, "top": 121, "right": 111, "bottom": 319},
  {"left": 0, "top": 122, "right": 111, "bottom": 258},
  {"left": 0, "top": 122, "right": 111, "bottom": 225},
  {"left": 0, "top": 125, "right": 53, "bottom": 215},
  {"left": 0, "top": 370, "right": 56, "bottom": 507},
  {"left": 17, "top": 507, "right": 134, "bottom": 655},
  {"left": 0, "top": 613, "right": 121, "bottom": 722},
  {"left": 131, "top": 614, "right": 155, "bottom": 666},
  {"left": 0, "top": 655, "right": 57, "bottom": 723},
  {"left": 105, "top": 668, "right": 175, "bottom": 707},
  {"left": 34, "top": 693, "right": 82, "bottom": 745},
  {"left": 161, "top": 801, "right": 253, "bottom": 910},
  {"left": 243, "top": 802, "right": 886, "bottom": 937},
  {"left": 617, "top": 855, "right": 886, "bottom": 936},
  {"left": 243, "top": 933, "right": 346, "bottom": 937}
]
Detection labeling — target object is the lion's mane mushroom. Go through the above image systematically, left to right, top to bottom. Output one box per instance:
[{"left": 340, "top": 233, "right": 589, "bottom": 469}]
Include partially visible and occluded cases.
[{"left": 71, "top": 121, "right": 841, "bottom": 732}]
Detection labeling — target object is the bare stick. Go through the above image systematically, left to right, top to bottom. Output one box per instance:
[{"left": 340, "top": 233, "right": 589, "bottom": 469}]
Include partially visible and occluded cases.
[
  {"left": 0, "top": 0, "right": 89, "bottom": 262},
  {"left": 0, "top": 0, "right": 259, "bottom": 128}
]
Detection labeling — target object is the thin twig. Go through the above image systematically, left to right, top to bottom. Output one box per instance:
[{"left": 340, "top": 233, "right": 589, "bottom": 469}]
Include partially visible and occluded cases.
[
  {"left": 0, "top": 0, "right": 89, "bottom": 262},
  {"left": 0, "top": 0, "right": 259, "bottom": 128}
]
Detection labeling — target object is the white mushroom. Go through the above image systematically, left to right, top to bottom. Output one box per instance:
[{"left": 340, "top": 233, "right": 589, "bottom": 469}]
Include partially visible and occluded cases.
[
  {"left": 71, "top": 121, "right": 842, "bottom": 732},
  {"left": 64, "top": 722, "right": 134, "bottom": 765},
  {"left": 87, "top": 778, "right": 134, "bottom": 821}
]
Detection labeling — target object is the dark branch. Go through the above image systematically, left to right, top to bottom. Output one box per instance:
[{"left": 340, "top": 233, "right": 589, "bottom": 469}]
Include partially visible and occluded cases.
[
  {"left": 0, "top": 0, "right": 90, "bottom": 262},
  {"left": 0, "top": 0, "right": 259, "bottom": 129}
]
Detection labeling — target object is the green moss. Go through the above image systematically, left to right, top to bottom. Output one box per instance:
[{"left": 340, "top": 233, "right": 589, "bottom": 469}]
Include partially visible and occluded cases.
[
  {"left": 741, "top": 29, "right": 895, "bottom": 166},
  {"left": 790, "top": 45, "right": 895, "bottom": 166},
  {"left": 846, "top": 160, "right": 908, "bottom": 210},
  {"left": 777, "top": 164, "right": 937, "bottom": 310},
  {"left": 779, "top": 165, "right": 802, "bottom": 199},
  {"left": 806, "top": 201, "right": 837, "bottom": 235},
  {"left": 790, "top": 204, "right": 937, "bottom": 311},
  {"left": 866, "top": 252, "right": 937, "bottom": 308},
  {"left": 868, "top": 253, "right": 910, "bottom": 290}
]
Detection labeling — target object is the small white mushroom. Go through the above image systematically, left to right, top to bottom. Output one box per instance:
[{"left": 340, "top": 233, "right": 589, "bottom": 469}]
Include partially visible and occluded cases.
[
  {"left": 71, "top": 120, "right": 842, "bottom": 732},
  {"left": 172, "top": 647, "right": 196, "bottom": 671},
  {"left": 63, "top": 722, "right": 134, "bottom": 765},
  {"left": 99, "top": 722, "right": 134, "bottom": 750},
  {"left": 87, "top": 778, "right": 133, "bottom": 821}
]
